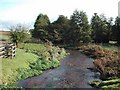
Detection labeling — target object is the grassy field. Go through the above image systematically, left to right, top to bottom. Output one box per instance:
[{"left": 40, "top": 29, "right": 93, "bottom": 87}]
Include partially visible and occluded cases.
[
  {"left": 0, "top": 31, "right": 10, "bottom": 41},
  {"left": 0, "top": 35, "right": 10, "bottom": 41},
  {"left": 1, "top": 43, "right": 67, "bottom": 88},
  {"left": 1, "top": 43, "right": 46, "bottom": 85},
  {"left": 19, "top": 43, "right": 46, "bottom": 52},
  {"left": 101, "top": 43, "right": 120, "bottom": 52},
  {"left": 2, "top": 48, "right": 39, "bottom": 85}
]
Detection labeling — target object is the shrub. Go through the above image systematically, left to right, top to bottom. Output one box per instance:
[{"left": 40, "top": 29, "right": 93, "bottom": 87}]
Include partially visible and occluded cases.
[
  {"left": 9, "top": 24, "right": 31, "bottom": 47},
  {"left": 17, "top": 43, "right": 67, "bottom": 81},
  {"left": 79, "top": 44, "right": 120, "bottom": 79}
]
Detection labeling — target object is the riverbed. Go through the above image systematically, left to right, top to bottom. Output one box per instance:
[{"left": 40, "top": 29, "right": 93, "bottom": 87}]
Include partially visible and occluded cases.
[{"left": 18, "top": 50, "right": 100, "bottom": 88}]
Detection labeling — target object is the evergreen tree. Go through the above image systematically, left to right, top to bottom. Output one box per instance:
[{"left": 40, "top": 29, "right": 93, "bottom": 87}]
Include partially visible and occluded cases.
[
  {"left": 69, "top": 10, "right": 92, "bottom": 45},
  {"left": 91, "top": 13, "right": 111, "bottom": 43},
  {"left": 32, "top": 14, "right": 50, "bottom": 41},
  {"left": 47, "top": 15, "right": 70, "bottom": 44},
  {"left": 113, "top": 17, "right": 120, "bottom": 44}
]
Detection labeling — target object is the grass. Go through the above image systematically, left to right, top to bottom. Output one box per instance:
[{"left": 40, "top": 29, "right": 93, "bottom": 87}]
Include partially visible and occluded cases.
[
  {"left": 0, "top": 35, "right": 10, "bottom": 41},
  {"left": 1, "top": 43, "right": 67, "bottom": 88},
  {"left": 16, "top": 43, "right": 67, "bottom": 83},
  {"left": 19, "top": 43, "right": 46, "bottom": 53},
  {"left": 101, "top": 43, "right": 120, "bottom": 52},
  {"left": 1, "top": 44, "right": 39, "bottom": 85},
  {"left": 2, "top": 48, "right": 39, "bottom": 85},
  {"left": 0, "top": 60, "right": 2, "bottom": 84},
  {"left": 89, "top": 78, "right": 120, "bottom": 88}
]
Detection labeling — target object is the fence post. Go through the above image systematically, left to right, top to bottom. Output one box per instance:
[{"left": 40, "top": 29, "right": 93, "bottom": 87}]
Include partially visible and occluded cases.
[
  {"left": 0, "top": 43, "right": 16, "bottom": 59},
  {"left": 11, "top": 43, "right": 16, "bottom": 59},
  {"left": 5, "top": 45, "right": 10, "bottom": 58},
  {"left": 0, "top": 46, "right": 5, "bottom": 58}
]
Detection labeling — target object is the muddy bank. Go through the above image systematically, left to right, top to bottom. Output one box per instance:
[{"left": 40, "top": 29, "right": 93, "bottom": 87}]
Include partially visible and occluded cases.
[{"left": 18, "top": 50, "right": 100, "bottom": 88}]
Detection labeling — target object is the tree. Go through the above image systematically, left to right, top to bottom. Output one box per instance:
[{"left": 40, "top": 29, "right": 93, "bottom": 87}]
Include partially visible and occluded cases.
[
  {"left": 69, "top": 10, "right": 92, "bottom": 45},
  {"left": 91, "top": 13, "right": 111, "bottom": 43},
  {"left": 32, "top": 14, "right": 50, "bottom": 41},
  {"left": 47, "top": 15, "right": 70, "bottom": 44},
  {"left": 57, "top": 15, "right": 70, "bottom": 44},
  {"left": 107, "top": 17, "right": 113, "bottom": 41},
  {"left": 113, "top": 17, "right": 120, "bottom": 44},
  {"left": 10, "top": 24, "right": 31, "bottom": 47}
]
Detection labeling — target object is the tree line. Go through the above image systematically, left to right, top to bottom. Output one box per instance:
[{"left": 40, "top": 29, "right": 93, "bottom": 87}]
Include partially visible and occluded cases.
[
  {"left": 10, "top": 10, "right": 120, "bottom": 46},
  {"left": 31, "top": 10, "right": 120, "bottom": 45}
]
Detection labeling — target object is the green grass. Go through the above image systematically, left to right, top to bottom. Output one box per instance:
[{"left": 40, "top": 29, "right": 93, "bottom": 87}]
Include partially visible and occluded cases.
[
  {"left": 0, "top": 35, "right": 10, "bottom": 41},
  {"left": 1, "top": 43, "right": 67, "bottom": 87},
  {"left": 16, "top": 43, "right": 67, "bottom": 83},
  {"left": 19, "top": 43, "right": 46, "bottom": 51},
  {"left": 101, "top": 43, "right": 120, "bottom": 52},
  {"left": 2, "top": 48, "right": 39, "bottom": 85},
  {"left": 0, "top": 60, "right": 2, "bottom": 85},
  {"left": 89, "top": 78, "right": 120, "bottom": 88}
]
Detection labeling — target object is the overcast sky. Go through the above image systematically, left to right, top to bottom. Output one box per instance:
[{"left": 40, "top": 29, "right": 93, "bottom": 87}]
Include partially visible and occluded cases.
[{"left": 0, "top": 0, "right": 120, "bottom": 30}]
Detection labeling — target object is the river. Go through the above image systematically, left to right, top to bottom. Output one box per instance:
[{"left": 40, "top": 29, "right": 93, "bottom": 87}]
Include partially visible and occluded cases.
[{"left": 18, "top": 50, "right": 100, "bottom": 88}]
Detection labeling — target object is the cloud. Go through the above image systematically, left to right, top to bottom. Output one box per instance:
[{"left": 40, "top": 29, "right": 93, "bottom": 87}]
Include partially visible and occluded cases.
[{"left": 0, "top": 0, "right": 119, "bottom": 30}]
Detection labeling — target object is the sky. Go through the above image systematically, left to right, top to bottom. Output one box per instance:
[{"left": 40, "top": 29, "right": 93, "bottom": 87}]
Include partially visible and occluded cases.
[{"left": 0, "top": 0, "right": 120, "bottom": 30}]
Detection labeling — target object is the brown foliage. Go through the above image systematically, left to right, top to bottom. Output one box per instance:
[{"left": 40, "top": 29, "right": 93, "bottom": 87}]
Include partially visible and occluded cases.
[{"left": 79, "top": 44, "right": 120, "bottom": 79}]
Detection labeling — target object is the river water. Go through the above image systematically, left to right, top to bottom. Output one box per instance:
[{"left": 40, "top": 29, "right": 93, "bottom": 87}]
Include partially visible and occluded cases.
[{"left": 18, "top": 50, "right": 100, "bottom": 88}]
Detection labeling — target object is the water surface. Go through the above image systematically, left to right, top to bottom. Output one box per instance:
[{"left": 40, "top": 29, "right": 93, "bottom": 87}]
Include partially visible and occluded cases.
[{"left": 18, "top": 50, "right": 100, "bottom": 88}]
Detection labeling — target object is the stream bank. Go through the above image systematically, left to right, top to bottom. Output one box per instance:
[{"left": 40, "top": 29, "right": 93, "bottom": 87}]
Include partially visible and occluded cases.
[{"left": 18, "top": 50, "right": 100, "bottom": 88}]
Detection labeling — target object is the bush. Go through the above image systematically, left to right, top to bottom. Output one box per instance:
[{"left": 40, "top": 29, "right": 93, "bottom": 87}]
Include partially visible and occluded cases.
[
  {"left": 9, "top": 24, "right": 31, "bottom": 47},
  {"left": 17, "top": 43, "right": 67, "bottom": 81},
  {"left": 79, "top": 44, "right": 120, "bottom": 79},
  {"left": 17, "top": 68, "right": 43, "bottom": 80}
]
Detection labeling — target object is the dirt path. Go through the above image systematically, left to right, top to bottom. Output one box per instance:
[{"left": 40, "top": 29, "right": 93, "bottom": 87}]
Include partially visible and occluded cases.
[{"left": 18, "top": 50, "right": 100, "bottom": 88}]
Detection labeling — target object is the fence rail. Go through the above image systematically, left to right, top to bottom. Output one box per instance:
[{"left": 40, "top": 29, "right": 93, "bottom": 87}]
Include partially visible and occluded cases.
[{"left": 0, "top": 43, "right": 16, "bottom": 59}]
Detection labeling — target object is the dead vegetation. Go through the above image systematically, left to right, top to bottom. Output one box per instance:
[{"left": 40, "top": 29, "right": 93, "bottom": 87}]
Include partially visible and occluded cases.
[{"left": 79, "top": 44, "right": 120, "bottom": 79}]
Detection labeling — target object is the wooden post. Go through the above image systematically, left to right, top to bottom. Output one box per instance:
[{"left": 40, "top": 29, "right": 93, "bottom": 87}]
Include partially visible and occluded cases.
[
  {"left": 0, "top": 43, "right": 16, "bottom": 59},
  {"left": 10, "top": 43, "right": 16, "bottom": 59},
  {"left": 11, "top": 44, "right": 13, "bottom": 59},
  {"left": 5, "top": 45, "right": 9, "bottom": 58},
  {"left": 0, "top": 46, "right": 5, "bottom": 58},
  {"left": 118, "top": 46, "right": 120, "bottom": 58}
]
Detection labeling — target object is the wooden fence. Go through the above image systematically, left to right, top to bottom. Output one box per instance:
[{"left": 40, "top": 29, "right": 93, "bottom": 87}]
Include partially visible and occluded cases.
[{"left": 0, "top": 43, "right": 16, "bottom": 59}]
